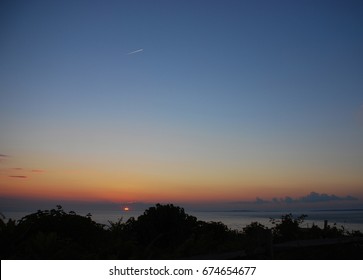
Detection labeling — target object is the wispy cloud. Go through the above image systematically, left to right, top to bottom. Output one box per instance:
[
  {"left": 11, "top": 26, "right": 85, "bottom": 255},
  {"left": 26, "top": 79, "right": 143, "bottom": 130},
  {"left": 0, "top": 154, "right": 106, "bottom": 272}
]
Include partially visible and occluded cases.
[
  {"left": 126, "top": 48, "right": 144, "bottom": 55},
  {"left": 0, "top": 154, "right": 9, "bottom": 162},
  {"left": 3, "top": 166, "right": 45, "bottom": 178},
  {"left": 7, "top": 167, "right": 45, "bottom": 173},
  {"left": 31, "top": 169, "right": 45, "bottom": 173},
  {"left": 9, "top": 175, "right": 27, "bottom": 179}
]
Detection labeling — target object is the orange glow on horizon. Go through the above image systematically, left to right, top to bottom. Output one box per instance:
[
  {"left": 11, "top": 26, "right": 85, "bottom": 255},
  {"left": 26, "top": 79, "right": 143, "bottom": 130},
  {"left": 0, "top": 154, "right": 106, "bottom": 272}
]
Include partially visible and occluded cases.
[
  {"left": 1, "top": 157, "right": 363, "bottom": 204},
  {"left": 1, "top": 173, "right": 363, "bottom": 204}
]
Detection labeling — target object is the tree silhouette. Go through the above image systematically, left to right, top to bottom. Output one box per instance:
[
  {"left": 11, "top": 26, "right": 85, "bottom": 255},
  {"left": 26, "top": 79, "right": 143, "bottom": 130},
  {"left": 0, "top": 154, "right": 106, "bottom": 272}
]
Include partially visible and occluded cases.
[
  {"left": 130, "top": 203, "right": 198, "bottom": 258},
  {"left": 1, "top": 205, "right": 362, "bottom": 259},
  {"left": 7, "top": 206, "right": 107, "bottom": 259},
  {"left": 270, "top": 213, "right": 307, "bottom": 242}
]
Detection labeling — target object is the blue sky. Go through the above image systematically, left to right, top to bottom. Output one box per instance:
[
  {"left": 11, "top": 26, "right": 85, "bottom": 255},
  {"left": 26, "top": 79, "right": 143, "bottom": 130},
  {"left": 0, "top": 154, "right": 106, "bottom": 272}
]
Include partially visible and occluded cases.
[{"left": 0, "top": 0, "right": 363, "bottom": 209}]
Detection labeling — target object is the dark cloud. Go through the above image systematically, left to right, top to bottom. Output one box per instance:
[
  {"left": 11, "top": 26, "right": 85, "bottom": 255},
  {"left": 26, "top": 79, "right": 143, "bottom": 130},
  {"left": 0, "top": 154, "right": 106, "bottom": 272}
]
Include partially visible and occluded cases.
[
  {"left": 0, "top": 154, "right": 9, "bottom": 162},
  {"left": 9, "top": 175, "right": 27, "bottom": 179},
  {"left": 235, "top": 192, "right": 359, "bottom": 206},
  {"left": 272, "top": 192, "right": 358, "bottom": 203},
  {"left": 298, "top": 192, "right": 358, "bottom": 203},
  {"left": 271, "top": 196, "right": 297, "bottom": 203},
  {"left": 231, "top": 197, "right": 270, "bottom": 205},
  {"left": 254, "top": 197, "right": 269, "bottom": 204}
]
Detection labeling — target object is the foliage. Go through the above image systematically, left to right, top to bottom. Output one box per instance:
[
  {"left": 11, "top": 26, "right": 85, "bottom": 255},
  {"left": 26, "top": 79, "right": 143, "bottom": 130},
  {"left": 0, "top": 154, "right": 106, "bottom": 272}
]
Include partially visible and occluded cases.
[
  {"left": 0, "top": 205, "right": 107, "bottom": 259},
  {"left": 1, "top": 205, "right": 362, "bottom": 259},
  {"left": 270, "top": 213, "right": 307, "bottom": 242},
  {"left": 242, "top": 222, "right": 272, "bottom": 256},
  {"left": 243, "top": 222, "right": 268, "bottom": 236}
]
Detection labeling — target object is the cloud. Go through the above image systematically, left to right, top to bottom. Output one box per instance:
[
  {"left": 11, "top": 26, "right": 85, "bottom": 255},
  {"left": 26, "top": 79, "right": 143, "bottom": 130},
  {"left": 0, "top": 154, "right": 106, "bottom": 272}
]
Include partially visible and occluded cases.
[
  {"left": 126, "top": 48, "right": 144, "bottom": 55},
  {"left": 0, "top": 154, "right": 9, "bottom": 162},
  {"left": 7, "top": 167, "right": 45, "bottom": 173},
  {"left": 3, "top": 168, "right": 45, "bottom": 179},
  {"left": 31, "top": 169, "right": 45, "bottom": 173},
  {"left": 9, "top": 175, "right": 27, "bottom": 179},
  {"left": 235, "top": 192, "right": 359, "bottom": 206},
  {"left": 272, "top": 192, "right": 358, "bottom": 203},
  {"left": 298, "top": 192, "right": 358, "bottom": 203},
  {"left": 284, "top": 196, "right": 294, "bottom": 203},
  {"left": 231, "top": 197, "right": 270, "bottom": 205},
  {"left": 254, "top": 197, "right": 270, "bottom": 204}
]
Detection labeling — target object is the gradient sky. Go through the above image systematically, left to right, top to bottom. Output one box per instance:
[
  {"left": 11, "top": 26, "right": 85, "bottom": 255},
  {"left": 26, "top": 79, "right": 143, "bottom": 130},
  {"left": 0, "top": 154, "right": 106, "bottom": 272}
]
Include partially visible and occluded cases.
[{"left": 1, "top": 0, "right": 363, "bottom": 210}]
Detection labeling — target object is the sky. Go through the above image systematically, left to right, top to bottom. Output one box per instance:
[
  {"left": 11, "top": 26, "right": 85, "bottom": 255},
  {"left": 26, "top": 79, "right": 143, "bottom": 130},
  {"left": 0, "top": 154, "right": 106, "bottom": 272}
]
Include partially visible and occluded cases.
[{"left": 1, "top": 0, "right": 363, "bottom": 211}]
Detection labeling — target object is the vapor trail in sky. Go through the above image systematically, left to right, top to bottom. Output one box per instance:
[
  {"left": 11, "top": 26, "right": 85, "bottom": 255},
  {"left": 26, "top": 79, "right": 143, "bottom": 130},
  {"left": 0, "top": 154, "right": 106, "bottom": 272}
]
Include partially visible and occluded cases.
[{"left": 126, "top": 49, "right": 144, "bottom": 55}]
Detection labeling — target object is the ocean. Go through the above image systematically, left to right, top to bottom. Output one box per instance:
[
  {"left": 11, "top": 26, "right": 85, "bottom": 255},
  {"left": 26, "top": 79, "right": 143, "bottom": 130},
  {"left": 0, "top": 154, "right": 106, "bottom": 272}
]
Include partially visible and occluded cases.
[{"left": 3, "top": 209, "right": 363, "bottom": 232}]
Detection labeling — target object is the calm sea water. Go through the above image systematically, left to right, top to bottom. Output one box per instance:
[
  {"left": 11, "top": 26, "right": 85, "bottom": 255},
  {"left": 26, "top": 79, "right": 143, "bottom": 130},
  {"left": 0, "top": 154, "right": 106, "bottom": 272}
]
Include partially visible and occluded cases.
[{"left": 3, "top": 209, "right": 363, "bottom": 232}]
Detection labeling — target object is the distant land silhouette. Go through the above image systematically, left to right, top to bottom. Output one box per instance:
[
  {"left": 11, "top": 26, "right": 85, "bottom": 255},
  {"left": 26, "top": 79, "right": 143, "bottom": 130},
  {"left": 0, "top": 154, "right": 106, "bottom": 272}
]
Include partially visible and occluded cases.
[{"left": 1, "top": 204, "right": 363, "bottom": 259}]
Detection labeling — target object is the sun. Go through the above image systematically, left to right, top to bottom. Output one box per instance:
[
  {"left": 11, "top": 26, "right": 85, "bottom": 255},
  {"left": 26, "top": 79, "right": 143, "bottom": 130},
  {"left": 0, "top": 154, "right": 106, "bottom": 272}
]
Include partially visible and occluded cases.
[{"left": 123, "top": 207, "right": 130, "bottom": 211}]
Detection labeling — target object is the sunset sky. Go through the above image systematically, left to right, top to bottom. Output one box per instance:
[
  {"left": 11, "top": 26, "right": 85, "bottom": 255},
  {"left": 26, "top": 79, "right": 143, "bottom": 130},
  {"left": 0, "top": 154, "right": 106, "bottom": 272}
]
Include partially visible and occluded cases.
[{"left": 1, "top": 0, "right": 363, "bottom": 211}]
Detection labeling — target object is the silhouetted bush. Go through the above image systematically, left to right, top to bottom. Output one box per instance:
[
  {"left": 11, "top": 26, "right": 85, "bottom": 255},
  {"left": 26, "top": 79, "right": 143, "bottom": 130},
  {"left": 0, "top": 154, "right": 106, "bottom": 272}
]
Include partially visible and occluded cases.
[
  {"left": 119, "top": 204, "right": 198, "bottom": 258},
  {"left": 1, "top": 205, "right": 362, "bottom": 259},
  {"left": 2, "top": 205, "right": 107, "bottom": 259},
  {"left": 270, "top": 213, "right": 307, "bottom": 242},
  {"left": 186, "top": 221, "right": 241, "bottom": 257},
  {"left": 242, "top": 222, "right": 272, "bottom": 256},
  {"left": 322, "top": 223, "right": 346, "bottom": 238}
]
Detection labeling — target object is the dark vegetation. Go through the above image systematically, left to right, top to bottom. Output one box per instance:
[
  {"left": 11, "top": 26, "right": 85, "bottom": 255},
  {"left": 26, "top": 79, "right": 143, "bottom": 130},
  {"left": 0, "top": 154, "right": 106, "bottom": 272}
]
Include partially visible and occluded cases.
[{"left": 1, "top": 204, "right": 362, "bottom": 259}]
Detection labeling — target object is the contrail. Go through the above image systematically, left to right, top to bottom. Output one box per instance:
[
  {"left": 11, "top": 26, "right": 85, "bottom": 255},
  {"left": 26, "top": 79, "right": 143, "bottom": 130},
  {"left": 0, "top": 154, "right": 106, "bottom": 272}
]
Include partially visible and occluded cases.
[{"left": 126, "top": 49, "right": 144, "bottom": 55}]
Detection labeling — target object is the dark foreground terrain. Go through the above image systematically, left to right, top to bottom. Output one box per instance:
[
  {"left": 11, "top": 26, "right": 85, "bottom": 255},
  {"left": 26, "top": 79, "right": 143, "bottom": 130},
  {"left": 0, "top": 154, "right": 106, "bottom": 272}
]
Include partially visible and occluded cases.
[{"left": 1, "top": 204, "right": 362, "bottom": 259}]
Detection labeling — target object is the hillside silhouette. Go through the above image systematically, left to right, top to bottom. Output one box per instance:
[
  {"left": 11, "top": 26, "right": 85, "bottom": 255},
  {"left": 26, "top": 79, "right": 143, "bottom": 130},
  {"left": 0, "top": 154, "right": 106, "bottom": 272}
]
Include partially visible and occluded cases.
[{"left": 1, "top": 204, "right": 362, "bottom": 259}]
